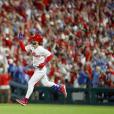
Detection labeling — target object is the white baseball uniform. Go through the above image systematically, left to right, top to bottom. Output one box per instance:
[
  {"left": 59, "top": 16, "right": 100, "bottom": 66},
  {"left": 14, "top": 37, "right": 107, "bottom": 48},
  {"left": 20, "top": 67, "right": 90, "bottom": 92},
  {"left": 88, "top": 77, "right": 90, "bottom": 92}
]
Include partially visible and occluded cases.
[{"left": 25, "top": 45, "right": 57, "bottom": 99}]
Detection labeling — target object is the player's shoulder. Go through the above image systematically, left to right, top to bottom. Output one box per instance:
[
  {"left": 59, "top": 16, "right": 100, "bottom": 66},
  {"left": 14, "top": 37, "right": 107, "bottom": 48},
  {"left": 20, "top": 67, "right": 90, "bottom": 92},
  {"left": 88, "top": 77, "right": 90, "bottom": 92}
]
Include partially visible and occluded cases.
[
  {"left": 37, "top": 46, "right": 50, "bottom": 53},
  {"left": 38, "top": 46, "right": 46, "bottom": 50}
]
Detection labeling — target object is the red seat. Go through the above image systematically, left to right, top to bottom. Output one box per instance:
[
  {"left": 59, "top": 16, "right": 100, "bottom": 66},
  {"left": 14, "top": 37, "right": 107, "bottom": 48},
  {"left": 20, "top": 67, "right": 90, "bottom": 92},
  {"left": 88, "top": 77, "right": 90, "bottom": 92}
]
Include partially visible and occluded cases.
[{"left": 0, "top": 74, "right": 10, "bottom": 86}]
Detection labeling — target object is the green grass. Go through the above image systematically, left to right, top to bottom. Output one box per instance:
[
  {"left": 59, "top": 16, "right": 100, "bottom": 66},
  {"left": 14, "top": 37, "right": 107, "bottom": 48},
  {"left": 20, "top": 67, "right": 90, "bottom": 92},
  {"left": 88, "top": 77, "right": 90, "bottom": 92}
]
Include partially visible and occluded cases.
[{"left": 0, "top": 104, "right": 114, "bottom": 114}]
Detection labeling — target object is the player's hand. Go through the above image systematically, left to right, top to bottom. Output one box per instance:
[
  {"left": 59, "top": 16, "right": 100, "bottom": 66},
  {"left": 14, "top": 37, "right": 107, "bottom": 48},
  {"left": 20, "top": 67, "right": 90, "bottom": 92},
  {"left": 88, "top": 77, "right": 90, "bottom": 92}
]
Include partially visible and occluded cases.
[
  {"left": 18, "top": 32, "right": 25, "bottom": 40},
  {"left": 38, "top": 62, "right": 45, "bottom": 69}
]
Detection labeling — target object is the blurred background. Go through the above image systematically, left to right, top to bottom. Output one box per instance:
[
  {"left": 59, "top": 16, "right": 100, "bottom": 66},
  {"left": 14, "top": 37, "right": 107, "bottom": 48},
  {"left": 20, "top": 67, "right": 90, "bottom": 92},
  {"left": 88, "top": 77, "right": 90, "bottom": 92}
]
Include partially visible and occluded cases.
[{"left": 0, "top": 0, "right": 114, "bottom": 105}]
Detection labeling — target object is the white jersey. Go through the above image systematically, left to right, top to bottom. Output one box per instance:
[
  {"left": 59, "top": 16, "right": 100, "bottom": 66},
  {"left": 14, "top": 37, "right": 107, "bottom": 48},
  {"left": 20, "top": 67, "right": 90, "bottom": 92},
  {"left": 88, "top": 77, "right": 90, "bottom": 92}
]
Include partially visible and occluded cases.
[{"left": 25, "top": 45, "right": 51, "bottom": 67}]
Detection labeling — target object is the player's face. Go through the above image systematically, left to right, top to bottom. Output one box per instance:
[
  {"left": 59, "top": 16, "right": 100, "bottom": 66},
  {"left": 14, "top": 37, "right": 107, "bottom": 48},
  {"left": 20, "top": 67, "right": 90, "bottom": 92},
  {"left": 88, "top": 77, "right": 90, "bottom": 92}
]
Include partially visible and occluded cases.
[{"left": 31, "top": 41, "right": 38, "bottom": 48}]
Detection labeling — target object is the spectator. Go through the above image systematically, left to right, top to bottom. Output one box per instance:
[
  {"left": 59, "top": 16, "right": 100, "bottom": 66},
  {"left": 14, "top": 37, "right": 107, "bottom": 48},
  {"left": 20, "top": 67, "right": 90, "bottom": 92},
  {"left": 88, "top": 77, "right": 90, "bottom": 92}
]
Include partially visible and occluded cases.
[
  {"left": 0, "top": 0, "right": 113, "bottom": 89},
  {"left": 78, "top": 65, "right": 89, "bottom": 88},
  {"left": 92, "top": 66, "right": 101, "bottom": 88}
]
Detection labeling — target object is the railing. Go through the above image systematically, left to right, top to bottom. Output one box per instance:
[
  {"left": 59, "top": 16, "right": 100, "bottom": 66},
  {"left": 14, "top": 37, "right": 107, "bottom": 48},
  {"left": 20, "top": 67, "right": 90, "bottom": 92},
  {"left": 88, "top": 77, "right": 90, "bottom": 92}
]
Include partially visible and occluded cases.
[{"left": 9, "top": 81, "right": 114, "bottom": 105}]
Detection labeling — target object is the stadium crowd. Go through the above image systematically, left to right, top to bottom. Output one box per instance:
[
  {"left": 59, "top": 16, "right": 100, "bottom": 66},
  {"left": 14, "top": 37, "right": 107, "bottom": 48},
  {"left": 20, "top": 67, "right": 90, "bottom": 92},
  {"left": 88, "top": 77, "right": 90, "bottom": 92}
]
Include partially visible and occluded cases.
[{"left": 0, "top": 0, "right": 114, "bottom": 90}]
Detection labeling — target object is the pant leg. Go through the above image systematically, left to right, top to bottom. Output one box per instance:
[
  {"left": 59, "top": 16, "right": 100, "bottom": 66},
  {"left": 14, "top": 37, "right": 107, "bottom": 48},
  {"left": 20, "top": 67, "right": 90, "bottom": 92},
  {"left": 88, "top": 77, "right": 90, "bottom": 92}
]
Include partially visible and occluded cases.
[
  {"left": 25, "top": 68, "right": 46, "bottom": 99},
  {"left": 41, "top": 74, "right": 56, "bottom": 87},
  {"left": 41, "top": 74, "right": 61, "bottom": 93}
]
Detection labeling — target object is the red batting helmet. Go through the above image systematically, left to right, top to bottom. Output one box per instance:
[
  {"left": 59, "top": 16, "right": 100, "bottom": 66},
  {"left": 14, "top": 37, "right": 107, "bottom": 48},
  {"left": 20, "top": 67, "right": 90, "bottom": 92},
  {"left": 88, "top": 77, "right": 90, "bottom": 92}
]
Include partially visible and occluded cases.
[{"left": 29, "top": 34, "right": 43, "bottom": 43}]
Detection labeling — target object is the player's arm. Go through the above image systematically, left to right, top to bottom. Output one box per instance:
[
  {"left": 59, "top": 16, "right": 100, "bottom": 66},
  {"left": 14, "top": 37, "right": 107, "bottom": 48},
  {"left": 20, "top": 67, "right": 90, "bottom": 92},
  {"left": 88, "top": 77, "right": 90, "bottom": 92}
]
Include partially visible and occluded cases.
[
  {"left": 19, "top": 40, "right": 33, "bottom": 53},
  {"left": 19, "top": 40, "right": 27, "bottom": 52},
  {"left": 38, "top": 47, "right": 53, "bottom": 69},
  {"left": 45, "top": 54, "right": 53, "bottom": 63}
]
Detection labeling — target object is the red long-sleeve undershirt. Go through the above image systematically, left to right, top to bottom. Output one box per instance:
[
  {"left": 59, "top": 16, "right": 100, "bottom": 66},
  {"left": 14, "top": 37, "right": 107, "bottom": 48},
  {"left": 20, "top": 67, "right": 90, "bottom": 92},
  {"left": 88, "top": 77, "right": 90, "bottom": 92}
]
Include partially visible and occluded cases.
[{"left": 19, "top": 40, "right": 26, "bottom": 52}]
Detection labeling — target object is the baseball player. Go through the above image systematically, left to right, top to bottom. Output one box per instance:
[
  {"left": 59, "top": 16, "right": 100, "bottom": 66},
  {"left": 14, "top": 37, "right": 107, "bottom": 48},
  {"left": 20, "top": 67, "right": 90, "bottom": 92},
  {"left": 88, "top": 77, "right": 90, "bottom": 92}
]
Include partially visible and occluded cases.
[{"left": 16, "top": 34, "right": 67, "bottom": 106}]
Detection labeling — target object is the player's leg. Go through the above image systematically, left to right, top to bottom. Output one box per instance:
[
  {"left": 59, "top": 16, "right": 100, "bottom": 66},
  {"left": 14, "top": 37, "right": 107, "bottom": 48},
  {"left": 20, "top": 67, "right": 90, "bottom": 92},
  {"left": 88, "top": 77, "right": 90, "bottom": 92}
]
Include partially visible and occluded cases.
[
  {"left": 16, "top": 68, "right": 45, "bottom": 105},
  {"left": 25, "top": 70, "right": 43, "bottom": 99},
  {"left": 41, "top": 75, "right": 67, "bottom": 97}
]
